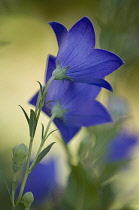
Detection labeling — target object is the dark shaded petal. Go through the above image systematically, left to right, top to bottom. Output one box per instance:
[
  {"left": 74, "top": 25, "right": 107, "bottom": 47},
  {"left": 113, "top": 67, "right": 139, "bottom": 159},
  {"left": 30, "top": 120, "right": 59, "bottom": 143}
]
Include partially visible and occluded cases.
[
  {"left": 57, "top": 17, "right": 96, "bottom": 68},
  {"left": 48, "top": 22, "right": 68, "bottom": 48},
  {"left": 66, "top": 49, "right": 124, "bottom": 79},
  {"left": 45, "top": 55, "right": 56, "bottom": 83},
  {"left": 70, "top": 78, "right": 113, "bottom": 92},
  {"left": 46, "top": 80, "right": 70, "bottom": 104},
  {"left": 58, "top": 82, "right": 101, "bottom": 109},
  {"left": 29, "top": 91, "right": 38, "bottom": 107},
  {"left": 64, "top": 100, "right": 112, "bottom": 127},
  {"left": 54, "top": 118, "right": 80, "bottom": 143}
]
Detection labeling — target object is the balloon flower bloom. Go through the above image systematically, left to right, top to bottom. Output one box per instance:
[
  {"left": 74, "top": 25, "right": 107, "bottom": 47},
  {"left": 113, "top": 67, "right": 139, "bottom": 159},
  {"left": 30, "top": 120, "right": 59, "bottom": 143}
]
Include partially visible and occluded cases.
[
  {"left": 49, "top": 17, "right": 124, "bottom": 91},
  {"left": 30, "top": 55, "right": 112, "bottom": 143}
]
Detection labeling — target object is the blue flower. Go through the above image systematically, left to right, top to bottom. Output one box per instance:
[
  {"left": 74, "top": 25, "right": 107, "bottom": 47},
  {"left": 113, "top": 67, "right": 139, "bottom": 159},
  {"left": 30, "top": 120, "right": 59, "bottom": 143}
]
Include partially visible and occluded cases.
[
  {"left": 49, "top": 17, "right": 124, "bottom": 91},
  {"left": 30, "top": 55, "right": 112, "bottom": 143},
  {"left": 106, "top": 130, "right": 138, "bottom": 162},
  {"left": 23, "top": 159, "right": 58, "bottom": 206}
]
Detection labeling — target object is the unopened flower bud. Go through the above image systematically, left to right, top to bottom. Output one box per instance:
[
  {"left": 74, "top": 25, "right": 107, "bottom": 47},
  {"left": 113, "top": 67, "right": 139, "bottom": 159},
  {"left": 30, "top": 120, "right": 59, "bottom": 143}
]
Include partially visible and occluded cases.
[
  {"left": 12, "top": 143, "right": 28, "bottom": 173},
  {"left": 21, "top": 192, "right": 34, "bottom": 208}
]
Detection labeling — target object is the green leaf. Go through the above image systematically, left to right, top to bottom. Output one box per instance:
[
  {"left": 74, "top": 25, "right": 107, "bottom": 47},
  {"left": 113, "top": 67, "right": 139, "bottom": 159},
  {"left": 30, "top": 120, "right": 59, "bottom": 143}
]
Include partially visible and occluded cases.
[
  {"left": 35, "top": 81, "right": 43, "bottom": 111},
  {"left": 37, "top": 81, "right": 43, "bottom": 96},
  {"left": 42, "top": 92, "right": 47, "bottom": 106},
  {"left": 45, "top": 100, "right": 55, "bottom": 105},
  {"left": 19, "top": 106, "right": 29, "bottom": 125},
  {"left": 29, "top": 109, "right": 37, "bottom": 138},
  {"left": 41, "top": 124, "right": 45, "bottom": 140},
  {"left": 44, "top": 129, "right": 58, "bottom": 141},
  {"left": 31, "top": 142, "right": 55, "bottom": 170}
]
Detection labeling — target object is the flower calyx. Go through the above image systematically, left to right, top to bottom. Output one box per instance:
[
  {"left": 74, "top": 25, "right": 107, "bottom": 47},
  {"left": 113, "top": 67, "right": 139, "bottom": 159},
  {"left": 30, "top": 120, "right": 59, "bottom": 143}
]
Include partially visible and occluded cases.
[
  {"left": 52, "top": 62, "right": 72, "bottom": 81},
  {"left": 51, "top": 102, "right": 69, "bottom": 120}
]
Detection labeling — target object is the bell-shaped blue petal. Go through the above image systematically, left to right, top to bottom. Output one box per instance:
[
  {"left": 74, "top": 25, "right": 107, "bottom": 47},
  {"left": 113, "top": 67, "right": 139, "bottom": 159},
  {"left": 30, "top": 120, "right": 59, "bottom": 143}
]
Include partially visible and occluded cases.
[
  {"left": 49, "top": 17, "right": 124, "bottom": 90},
  {"left": 56, "top": 17, "right": 96, "bottom": 68},
  {"left": 48, "top": 22, "right": 68, "bottom": 48},
  {"left": 66, "top": 49, "right": 124, "bottom": 79},
  {"left": 64, "top": 100, "right": 112, "bottom": 127},
  {"left": 54, "top": 118, "right": 80, "bottom": 143}
]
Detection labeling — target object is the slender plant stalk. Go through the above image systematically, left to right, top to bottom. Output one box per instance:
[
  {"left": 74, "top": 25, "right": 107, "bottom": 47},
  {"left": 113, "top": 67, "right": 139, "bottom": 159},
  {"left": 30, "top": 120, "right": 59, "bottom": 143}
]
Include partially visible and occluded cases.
[
  {"left": 15, "top": 76, "right": 55, "bottom": 206},
  {"left": 36, "top": 76, "right": 55, "bottom": 122},
  {"left": 29, "top": 114, "right": 56, "bottom": 172}
]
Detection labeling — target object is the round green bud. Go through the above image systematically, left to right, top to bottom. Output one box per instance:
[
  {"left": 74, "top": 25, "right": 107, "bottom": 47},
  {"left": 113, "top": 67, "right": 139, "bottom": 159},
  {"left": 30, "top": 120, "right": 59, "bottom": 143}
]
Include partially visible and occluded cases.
[
  {"left": 12, "top": 143, "right": 28, "bottom": 173},
  {"left": 21, "top": 192, "right": 34, "bottom": 208}
]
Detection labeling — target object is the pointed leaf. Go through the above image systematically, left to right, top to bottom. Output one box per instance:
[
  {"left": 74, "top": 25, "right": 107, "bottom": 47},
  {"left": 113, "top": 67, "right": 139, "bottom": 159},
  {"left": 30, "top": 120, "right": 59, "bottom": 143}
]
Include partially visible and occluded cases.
[
  {"left": 35, "top": 81, "right": 43, "bottom": 112},
  {"left": 37, "top": 81, "right": 43, "bottom": 96},
  {"left": 42, "top": 92, "right": 47, "bottom": 104},
  {"left": 45, "top": 100, "right": 55, "bottom": 105},
  {"left": 19, "top": 106, "right": 29, "bottom": 125},
  {"left": 29, "top": 109, "right": 37, "bottom": 138},
  {"left": 41, "top": 124, "right": 45, "bottom": 140},
  {"left": 45, "top": 129, "right": 58, "bottom": 141},
  {"left": 31, "top": 142, "right": 55, "bottom": 170}
]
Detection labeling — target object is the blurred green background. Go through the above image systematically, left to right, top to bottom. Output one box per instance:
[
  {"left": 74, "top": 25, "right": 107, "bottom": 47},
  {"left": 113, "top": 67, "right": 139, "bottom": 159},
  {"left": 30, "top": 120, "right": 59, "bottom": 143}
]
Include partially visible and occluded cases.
[{"left": 0, "top": 0, "right": 139, "bottom": 209}]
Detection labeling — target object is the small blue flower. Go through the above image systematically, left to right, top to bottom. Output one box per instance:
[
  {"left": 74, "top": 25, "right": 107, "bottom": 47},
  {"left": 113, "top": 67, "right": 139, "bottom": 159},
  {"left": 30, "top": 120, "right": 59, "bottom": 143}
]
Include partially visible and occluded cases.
[
  {"left": 49, "top": 17, "right": 124, "bottom": 91},
  {"left": 30, "top": 55, "right": 112, "bottom": 143},
  {"left": 107, "top": 130, "right": 138, "bottom": 162},
  {"left": 23, "top": 159, "right": 58, "bottom": 205}
]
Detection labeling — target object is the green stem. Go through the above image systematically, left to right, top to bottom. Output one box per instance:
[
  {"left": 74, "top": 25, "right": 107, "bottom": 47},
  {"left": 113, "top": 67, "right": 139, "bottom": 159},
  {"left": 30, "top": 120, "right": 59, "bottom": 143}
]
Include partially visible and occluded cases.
[
  {"left": 15, "top": 76, "right": 55, "bottom": 206},
  {"left": 36, "top": 76, "right": 55, "bottom": 122},
  {"left": 44, "top": 76, "right": 55, "bottom": 94},
  {"left": 29, "top": 114, "right": 56, "bottom": 172},
  {"left": 43, "top": 114, "right": 56, "bottom": 140},
  {"left": 16, "top": 138, "right": 33, "bottom": 205},
  {"left": 29, "top": 142, "right": 43, "bottom": 172}
]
